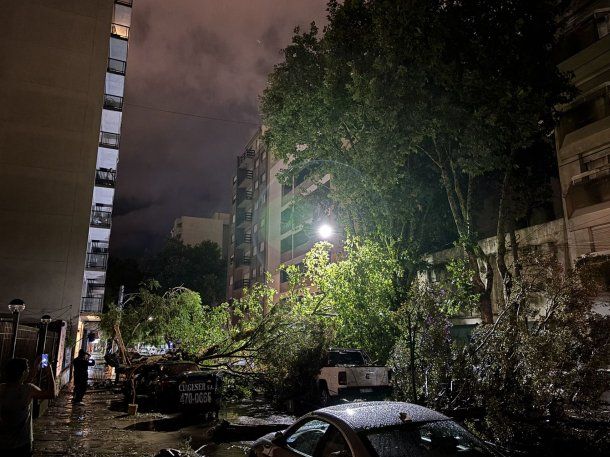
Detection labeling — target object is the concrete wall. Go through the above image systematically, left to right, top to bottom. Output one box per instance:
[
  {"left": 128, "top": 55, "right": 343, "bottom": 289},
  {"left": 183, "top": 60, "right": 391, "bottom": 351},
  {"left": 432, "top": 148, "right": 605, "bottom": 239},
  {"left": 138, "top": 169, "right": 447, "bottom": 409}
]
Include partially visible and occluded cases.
[{"left": 0, "top": 0, "right": 114, "bottom": 324}]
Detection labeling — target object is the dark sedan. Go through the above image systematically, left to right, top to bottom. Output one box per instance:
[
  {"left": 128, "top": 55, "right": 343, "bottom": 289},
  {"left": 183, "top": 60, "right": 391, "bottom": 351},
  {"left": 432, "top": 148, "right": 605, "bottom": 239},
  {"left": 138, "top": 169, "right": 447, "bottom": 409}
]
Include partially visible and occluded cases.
[{"left": 250, "top": 401, "right": 505, "bottom": 457}]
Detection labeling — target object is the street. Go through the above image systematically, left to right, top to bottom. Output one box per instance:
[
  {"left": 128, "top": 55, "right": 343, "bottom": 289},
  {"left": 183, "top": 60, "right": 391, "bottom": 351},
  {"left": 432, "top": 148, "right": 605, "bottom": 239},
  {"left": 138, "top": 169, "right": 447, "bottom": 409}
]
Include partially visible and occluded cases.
[{"left": 33, "top": 385, "right": 294, "bottom": 457}]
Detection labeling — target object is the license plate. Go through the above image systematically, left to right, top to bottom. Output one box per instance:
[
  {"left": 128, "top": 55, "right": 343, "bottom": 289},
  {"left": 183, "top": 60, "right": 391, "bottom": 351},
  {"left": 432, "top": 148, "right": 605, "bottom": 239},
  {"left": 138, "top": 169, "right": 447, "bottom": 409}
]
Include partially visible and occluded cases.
[{"left": 360, "top": 388, "right": 373, "bottom": 393}]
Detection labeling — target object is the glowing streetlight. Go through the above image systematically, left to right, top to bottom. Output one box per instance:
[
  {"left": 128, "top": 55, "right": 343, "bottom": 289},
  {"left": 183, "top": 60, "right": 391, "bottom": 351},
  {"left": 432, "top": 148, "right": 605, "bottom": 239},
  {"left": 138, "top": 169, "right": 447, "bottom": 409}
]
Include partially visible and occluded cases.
[{"left": 317, "top": 224, "right": 334, "bottom": 240}]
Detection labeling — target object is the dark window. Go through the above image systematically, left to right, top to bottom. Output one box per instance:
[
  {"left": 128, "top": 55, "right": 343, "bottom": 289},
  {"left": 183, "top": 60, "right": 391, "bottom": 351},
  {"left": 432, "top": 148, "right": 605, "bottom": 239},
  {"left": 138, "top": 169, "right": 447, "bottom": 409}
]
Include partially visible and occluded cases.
[
  {"left": 281, "top": 208, "right": 293, "bottom": 234},
  {"left": 293, "top": 230, "right": 309, "bottom": 248},
  {"left": 281, "top": 236, "right": 293, "bottom": 254},
  {"left": 361, "top": 421, "right": 494, "bottom": 457}
]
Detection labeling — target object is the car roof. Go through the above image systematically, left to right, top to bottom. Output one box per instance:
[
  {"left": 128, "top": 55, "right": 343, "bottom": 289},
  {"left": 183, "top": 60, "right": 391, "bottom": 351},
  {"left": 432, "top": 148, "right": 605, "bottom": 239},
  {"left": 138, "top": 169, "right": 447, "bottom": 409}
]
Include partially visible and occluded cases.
[{"left": 313, "top": 401, "right": 449, "bottom": 432}]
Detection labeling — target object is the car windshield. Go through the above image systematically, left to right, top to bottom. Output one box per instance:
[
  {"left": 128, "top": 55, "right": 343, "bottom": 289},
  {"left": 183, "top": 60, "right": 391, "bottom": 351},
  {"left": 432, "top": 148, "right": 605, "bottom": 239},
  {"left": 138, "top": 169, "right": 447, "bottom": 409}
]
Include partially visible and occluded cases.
[
  {"left": 328, "top": 351, "right": 365, "bottom": 366},
  {"left": 360, "top": 420, "right": 494, "bottom": 457}
]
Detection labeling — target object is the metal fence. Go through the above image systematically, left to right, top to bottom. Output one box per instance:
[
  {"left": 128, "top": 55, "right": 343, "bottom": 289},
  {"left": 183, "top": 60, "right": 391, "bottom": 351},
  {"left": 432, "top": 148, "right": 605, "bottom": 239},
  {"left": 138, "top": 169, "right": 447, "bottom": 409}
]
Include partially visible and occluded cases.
[
  {"left": 0, "top": 320, "right": 61, "bottom": 376},
  {"left": 0, "top": 321, "right": 39, "bottom": 368}
]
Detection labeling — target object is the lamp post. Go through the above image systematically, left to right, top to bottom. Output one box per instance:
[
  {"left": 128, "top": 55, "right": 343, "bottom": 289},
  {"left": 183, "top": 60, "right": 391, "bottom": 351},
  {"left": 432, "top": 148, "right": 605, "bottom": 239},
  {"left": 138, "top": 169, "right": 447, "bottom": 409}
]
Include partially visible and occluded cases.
[
  {"left": 8, "top": 299, "right": 26, "bottom": 358},
  {"left": 40, "top": 314, "right": 52, "bottom": 354}
]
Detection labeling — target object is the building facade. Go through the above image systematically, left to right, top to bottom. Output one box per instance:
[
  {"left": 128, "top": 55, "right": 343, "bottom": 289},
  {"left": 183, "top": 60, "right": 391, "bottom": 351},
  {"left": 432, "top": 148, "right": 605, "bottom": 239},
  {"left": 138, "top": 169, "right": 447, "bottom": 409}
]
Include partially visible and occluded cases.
[
  {"left": 0, "top": 0, "right": 133, "bottom": 381},
  {"left": 80, "top": 0, "right": 133, "bottom": 351},
  {"left": 555, "top": 1, "right": 610, "bottom": 265},
  {"left": 226, "top": 128, "right": 337, "bottom": 301},
  {"left": 227, "top": 130, "right": 271, "bottom": 300},
  {"left": 170, "top": 213, "right": 231, "bottom": 258}
]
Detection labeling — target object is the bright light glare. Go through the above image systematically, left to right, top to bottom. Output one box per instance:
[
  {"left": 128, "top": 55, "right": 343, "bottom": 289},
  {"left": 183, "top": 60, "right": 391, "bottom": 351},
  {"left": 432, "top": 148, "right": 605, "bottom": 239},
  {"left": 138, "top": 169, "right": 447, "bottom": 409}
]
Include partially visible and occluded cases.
[{"left": 318, "top": 224, "right": 333, "bottom": 239}]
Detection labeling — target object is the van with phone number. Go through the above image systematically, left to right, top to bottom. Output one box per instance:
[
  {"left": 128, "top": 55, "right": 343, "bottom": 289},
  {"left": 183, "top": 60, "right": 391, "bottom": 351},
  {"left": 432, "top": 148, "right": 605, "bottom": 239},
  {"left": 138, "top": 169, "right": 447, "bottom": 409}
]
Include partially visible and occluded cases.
[{"left": 125, "top": 361, "right": 223, "bottom": 418}]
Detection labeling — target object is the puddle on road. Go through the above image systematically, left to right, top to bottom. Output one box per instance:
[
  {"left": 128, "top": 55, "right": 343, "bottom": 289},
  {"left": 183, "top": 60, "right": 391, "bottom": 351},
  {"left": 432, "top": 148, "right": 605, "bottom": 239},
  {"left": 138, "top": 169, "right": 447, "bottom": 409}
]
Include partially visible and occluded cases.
[
  {"left": 191, "top": 400, "right": 295, "bottom": 457},
  {"left": 195, "top": 442, "right": 251, "bottom": 457}
]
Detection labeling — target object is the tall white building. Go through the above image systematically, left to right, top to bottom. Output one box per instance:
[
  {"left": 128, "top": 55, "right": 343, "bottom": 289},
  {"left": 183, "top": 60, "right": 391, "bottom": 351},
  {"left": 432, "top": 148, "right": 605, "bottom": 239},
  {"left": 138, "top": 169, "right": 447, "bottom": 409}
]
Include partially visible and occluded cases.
[{"left": 79, "top": 0, "right": 134, "bottom": 343}]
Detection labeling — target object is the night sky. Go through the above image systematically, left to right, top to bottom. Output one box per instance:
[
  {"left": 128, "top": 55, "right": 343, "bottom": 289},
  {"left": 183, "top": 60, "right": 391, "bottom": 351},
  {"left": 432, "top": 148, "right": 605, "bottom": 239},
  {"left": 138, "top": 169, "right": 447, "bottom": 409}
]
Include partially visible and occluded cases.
[{"left": 111, "top": 0, "right": 328, "bottom": 257}]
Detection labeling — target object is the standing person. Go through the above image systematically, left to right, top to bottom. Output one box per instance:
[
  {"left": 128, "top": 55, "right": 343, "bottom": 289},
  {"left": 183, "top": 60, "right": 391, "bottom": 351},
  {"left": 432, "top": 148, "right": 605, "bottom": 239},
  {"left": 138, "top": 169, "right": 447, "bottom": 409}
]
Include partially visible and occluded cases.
[
  {"left": 72, "top": 350, "right": 95, "bottom": 405},
  {"left": 0, "top": 357, "right": 57, "bottom": 456}
]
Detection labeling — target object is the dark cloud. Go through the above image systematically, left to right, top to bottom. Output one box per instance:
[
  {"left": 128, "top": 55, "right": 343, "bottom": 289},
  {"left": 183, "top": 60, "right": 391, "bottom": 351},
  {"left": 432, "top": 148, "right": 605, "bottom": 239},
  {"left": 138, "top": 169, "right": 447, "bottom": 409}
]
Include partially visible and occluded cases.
[{"left": 111, "top": 0, "right": 328, "bottom": 257}]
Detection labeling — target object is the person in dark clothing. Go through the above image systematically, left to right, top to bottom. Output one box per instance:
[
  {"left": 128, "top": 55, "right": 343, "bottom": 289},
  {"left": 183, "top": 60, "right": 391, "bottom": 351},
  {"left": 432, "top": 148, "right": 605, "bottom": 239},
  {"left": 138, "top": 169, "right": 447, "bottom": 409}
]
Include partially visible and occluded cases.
[{"left": 72, "top": 350, "right": 94, "bottom": 405}]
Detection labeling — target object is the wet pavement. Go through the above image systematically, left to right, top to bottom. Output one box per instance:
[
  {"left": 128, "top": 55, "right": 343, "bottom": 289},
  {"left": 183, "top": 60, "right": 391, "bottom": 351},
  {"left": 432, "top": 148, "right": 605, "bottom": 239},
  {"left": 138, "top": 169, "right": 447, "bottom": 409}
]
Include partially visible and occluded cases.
[{"left": 33, "top": 385, "right": 295, "bottom": 457}]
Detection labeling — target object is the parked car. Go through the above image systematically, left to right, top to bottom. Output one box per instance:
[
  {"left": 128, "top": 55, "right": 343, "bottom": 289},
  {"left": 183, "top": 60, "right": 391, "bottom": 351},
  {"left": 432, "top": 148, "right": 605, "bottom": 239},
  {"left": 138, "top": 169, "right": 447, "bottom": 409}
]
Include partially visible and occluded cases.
[
  {"left": 316, "top": 349, "right": 391, "bottom": 405},
  {"left": 124, "top": 360, "right": 222, "bottom": 417},
  {"left": 250, "top": 401, "right": 506, "bottom": 457}
]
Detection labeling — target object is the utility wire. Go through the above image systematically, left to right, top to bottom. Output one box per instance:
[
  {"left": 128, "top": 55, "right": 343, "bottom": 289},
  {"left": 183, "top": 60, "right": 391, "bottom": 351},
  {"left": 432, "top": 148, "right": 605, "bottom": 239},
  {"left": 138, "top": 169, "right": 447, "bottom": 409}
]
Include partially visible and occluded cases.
[{"left": 124, "top": 101, "right": 260, "bottom": 126}]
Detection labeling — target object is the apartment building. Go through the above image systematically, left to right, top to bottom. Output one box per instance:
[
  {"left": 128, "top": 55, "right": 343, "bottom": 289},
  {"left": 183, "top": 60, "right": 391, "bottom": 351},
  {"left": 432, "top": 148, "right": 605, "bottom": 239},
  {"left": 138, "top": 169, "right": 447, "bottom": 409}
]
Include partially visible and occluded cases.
[
  {"left": 0, "top": 0, "right": 133, "bottom": 377},
  {"left": 80, "top": 0, "right": 133, "bottom": 348},
  {"left": 555, "top": 1, "right": 610, "bottom": 268},
  {"left": 227, "top": 128, "right": 337, "bottom": 301},
  {"left": 227, "top": 130, "right": 270, "bottom": 299},
  {"left": 170, "top": 213, "right": 231, "bottom": 258}
]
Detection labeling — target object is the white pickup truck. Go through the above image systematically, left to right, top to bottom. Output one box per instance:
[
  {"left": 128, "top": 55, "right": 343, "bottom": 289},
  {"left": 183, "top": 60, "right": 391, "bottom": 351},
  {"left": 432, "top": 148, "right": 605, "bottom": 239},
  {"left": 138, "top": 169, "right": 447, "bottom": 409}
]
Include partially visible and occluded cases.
[{"left": 316, "top": 348, "right": 392, "bottom": 405}]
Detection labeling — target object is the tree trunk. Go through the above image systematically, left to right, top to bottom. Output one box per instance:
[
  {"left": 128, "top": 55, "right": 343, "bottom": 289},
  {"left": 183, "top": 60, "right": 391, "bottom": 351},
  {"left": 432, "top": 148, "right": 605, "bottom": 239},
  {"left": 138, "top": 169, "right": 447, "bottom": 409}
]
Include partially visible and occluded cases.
[{"left": 496, "top": 169, "right": 513, "bottom": 305}]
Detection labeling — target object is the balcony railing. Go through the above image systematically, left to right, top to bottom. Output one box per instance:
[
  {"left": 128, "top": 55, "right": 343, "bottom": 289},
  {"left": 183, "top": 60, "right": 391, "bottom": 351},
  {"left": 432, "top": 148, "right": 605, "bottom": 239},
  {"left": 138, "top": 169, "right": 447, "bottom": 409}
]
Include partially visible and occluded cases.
[
  {"left": 115, "top": 0, "right": 133, "bottom": 6},
  {"left": 111, "top": 23, "right": 130, "bottom": 40},
  {"left": 107, "top": 57, "right": 126, "bottom": 75},
  {"left": 104, "top": 94, "right": 123, "bottom": 111},
  {"left": 99, "top": 131, "right": 120, "bottom": 149},
  {"left": 237, "top": 148, "right": 255, "bottom": 167},
  {"left": 95, "top": 169, "right": 117, "bottom": 187},
  {"left": 237, "top": 169, "right": 253, "bottom": 187},
  {"left": 236, "top": 189, "right": 253, "bottom": 207},
  {"left": 90, "top": 206, "right": 112, "bottom": 228},
  {"left": 236, "top": 211, "right": 252, "bottom": 227},
  {"left": 237, "top": 233, "right": 252, "bottom": 246},
  {"left": 90, "top": 240, "right": 109, "bottom": 252},
  {"left": 86, "top": 252, "right": 108, "bottom": 270},
  {"left": 237, "top": 256, "right": 251, "bottom": 267},
  {"left": 233, "top": 278, "right": 251, "bottom": 290},
  {"left": 81, "top": 296, "right": 103, "bottom": 313}
]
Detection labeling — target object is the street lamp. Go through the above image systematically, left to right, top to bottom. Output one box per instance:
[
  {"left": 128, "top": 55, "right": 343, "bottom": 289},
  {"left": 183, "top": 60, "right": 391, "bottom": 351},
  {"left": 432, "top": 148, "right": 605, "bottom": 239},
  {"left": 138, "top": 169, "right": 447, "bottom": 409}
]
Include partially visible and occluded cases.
[
  {"left": 317, "top": 224, "right": 334, "bottom": 240},
  {"left": 8, "top": 299, "right": 26, "bottom": 358},
  {"left": 40, "top": 314, "right": 52, "bottom": 354}
]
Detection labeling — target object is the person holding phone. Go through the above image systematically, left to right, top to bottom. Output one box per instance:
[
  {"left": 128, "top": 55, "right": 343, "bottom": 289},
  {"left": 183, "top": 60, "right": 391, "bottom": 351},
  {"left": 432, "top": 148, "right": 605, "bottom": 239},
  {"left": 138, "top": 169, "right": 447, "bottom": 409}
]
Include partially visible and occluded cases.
[
  {"left": 72, "top": 350, "right": 95, "bottom": 405},
  {"left": 0, "top": 357, "right": 57, "bottom": 456}
]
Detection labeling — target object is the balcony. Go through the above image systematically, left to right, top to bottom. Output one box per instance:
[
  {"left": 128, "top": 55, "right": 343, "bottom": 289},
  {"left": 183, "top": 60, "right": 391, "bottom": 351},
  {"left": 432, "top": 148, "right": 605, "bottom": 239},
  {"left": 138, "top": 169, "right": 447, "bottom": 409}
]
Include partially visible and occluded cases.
[
  {"left": 115, "top": 0, "right": 133, "bottom": 6},
  {"left": 111, "top": 23, "right": 129, "bottom": 40},
  {"left": 107, "top": 58, "right": 126, "bottom": 75},
  {"left": 104, "top": 94, "right": 123, "bottom": 111},
  {"left": 99, "top": 131, "right": 120, "bottom": 149},
  {"left": 237, "top": 148, "right": 255, "bottom": 168},
  {"left": 566, "top": 164, "right": 610, "bottom": 216},
  {"left": 237, "top": 168, "right": 253, "bottom": 187},
  {"left": 95, "top": 169, "right": 116, "bottom": 188},
  {"left": 236, "top": 188, "right": 253, "bottom": 208},
  {"left": 90, "top": 205, "right": 112, "bottom": 228},
  {"left": 235, "top": 210, "right": 252, "bottom": 228},
  {"left": 236, "top": 232, "right": 252, "bottom": 249},
  {"left": 86, "top": 252, "right": 108, "bottom": 270},
  {"left": 237, "top": 255, "right": 251, "bottom": 267},
  {"left": 233, "top": 278, "right": 251, "bottom": 290},
  {"left": 81, "top": 296, "right": 103, "bottom": 313}
]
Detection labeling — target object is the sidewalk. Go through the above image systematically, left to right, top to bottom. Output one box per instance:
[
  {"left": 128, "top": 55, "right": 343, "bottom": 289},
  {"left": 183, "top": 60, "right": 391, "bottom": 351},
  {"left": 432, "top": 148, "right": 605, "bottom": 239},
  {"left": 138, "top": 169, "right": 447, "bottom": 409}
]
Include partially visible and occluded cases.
[{"left": 33, "top": 385, "right": 207, "bottom": 456}]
